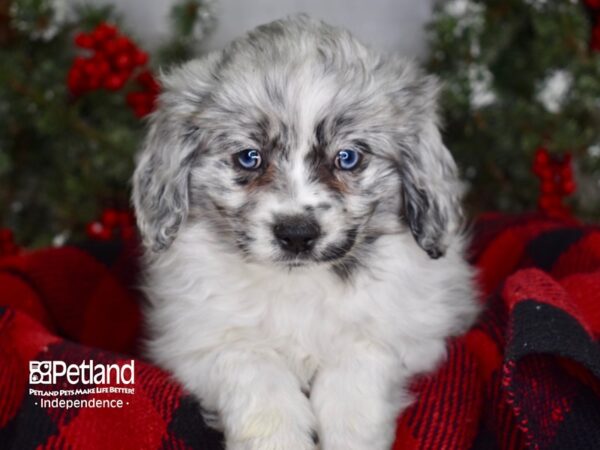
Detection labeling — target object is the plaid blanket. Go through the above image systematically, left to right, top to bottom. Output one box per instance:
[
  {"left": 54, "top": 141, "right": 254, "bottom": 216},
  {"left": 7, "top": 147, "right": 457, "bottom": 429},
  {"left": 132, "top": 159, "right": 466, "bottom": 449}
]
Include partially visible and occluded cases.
[{"left": 0, "top": 214, "right": 599, "bottom": 450}]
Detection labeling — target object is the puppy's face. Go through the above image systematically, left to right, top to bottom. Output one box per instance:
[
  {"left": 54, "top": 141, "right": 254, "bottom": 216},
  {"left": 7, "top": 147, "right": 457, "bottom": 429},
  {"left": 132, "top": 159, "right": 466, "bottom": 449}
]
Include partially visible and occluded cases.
[
  {"left": 133, "top": 17, "right": 463, "bottom": 274},
  {"left": 187, "top": 76, "right": 403, "bottom": 270}
]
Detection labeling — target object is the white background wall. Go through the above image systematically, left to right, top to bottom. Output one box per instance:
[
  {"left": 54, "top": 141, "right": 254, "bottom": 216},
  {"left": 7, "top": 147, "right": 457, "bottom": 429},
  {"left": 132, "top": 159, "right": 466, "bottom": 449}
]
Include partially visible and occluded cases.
[{"left": 84, "top": 0, "right": 436, "bottom": 59}]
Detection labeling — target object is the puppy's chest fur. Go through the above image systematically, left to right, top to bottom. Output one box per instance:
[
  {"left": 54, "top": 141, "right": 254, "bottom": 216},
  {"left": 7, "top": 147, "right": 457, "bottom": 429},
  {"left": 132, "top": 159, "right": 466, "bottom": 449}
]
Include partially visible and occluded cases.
[{"left": 145, "top": 226, "right": 475, "bottom": 392}]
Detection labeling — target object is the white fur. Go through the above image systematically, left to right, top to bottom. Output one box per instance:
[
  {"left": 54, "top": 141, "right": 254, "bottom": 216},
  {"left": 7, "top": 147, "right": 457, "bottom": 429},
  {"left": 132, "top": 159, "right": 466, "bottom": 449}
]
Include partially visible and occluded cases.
[{"left": 144, "top": 220, "right": 476, "bottom": 450}]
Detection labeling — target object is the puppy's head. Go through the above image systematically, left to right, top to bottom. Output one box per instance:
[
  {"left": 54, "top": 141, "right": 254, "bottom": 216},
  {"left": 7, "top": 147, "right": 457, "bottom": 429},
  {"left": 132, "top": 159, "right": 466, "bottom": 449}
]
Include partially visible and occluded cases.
[{"left": 133, "top": 16, "right": 463, "bottom": 272}]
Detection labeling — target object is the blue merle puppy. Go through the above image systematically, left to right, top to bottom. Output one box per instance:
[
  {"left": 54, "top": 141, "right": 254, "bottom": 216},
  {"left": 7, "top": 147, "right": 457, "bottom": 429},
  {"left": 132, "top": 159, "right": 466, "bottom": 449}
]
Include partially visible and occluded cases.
[{"left": 133, "top": 15, "right": 478, "bottom": 450}]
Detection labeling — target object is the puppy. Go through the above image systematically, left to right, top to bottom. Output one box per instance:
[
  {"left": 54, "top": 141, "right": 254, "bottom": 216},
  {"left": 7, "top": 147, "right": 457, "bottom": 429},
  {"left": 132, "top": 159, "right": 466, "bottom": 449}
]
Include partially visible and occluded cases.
[{"left": 133, "top": 15, "right": 478, "bottom": 450}]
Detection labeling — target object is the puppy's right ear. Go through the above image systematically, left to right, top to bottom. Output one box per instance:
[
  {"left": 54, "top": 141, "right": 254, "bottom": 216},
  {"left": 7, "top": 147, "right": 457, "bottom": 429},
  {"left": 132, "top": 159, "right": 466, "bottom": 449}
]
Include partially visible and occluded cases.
[
  {"left": 132, "top": 60, "right": 215, "bottom": 252},
  {"left": 387, "top": 62, "right": 463, "bottom": 259}
]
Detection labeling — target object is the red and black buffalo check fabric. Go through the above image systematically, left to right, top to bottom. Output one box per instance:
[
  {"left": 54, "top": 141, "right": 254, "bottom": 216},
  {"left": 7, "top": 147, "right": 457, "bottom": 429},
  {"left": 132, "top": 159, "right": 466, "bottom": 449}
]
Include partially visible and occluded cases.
[{"left": 1, "top": 214, "right": 599, "bottom": 449}]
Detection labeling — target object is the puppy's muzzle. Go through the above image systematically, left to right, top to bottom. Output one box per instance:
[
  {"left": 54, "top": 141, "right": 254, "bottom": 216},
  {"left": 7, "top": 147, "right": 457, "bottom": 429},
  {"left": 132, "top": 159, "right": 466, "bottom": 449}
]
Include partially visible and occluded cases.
[{"left": 273, "top": 215, "right": 321, "bottom": 255}]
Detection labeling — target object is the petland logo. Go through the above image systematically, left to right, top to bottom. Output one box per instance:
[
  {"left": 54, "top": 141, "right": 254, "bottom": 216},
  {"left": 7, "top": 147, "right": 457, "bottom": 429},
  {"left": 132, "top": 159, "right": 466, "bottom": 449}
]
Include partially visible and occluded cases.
[{"left": 29, "top": 360, "right": 135, "bottom": 385}]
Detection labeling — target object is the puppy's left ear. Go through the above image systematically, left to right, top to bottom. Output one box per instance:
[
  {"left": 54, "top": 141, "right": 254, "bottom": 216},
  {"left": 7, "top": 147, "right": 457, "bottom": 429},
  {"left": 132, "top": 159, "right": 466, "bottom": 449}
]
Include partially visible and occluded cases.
[
  {"left": 132, "top": 59, "right": 215, "bottom": 252},
  {"left": 393, "top": 70, "right": 463, "bottom": 259},
  {"left": 132, "top": 107, "right": 198, "bottom": 253}
]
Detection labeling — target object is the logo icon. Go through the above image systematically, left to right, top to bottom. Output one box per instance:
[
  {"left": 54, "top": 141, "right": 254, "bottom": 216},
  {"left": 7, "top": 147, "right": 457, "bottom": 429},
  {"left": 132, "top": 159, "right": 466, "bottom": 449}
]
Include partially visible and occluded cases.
[{"left": 29, "top": 361, "right": 53, "bottom": 384}]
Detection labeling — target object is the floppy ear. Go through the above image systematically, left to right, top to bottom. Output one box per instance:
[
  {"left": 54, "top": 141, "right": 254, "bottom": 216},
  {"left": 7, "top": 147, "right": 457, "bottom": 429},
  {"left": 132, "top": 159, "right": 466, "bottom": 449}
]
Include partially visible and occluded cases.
[
  {"left": 132, "top": 60, "right": 214, "bottom": 252},
  {"left": 393, "top": 71, "right": 463, "bottom": 259}
]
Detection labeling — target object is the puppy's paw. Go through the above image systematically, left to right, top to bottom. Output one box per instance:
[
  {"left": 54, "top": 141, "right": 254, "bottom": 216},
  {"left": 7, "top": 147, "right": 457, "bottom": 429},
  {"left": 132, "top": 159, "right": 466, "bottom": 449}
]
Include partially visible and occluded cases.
[
  {"left": 226, "top": 393, "right": 317, "bottom": 450},
  {"left": 315, "top": 405, "right": 398, "bottom": 450},
  {"left": 227, "top": 416, "right": 316, "bottom": 450},
  {"left": 227, "top": 430, "right": 316, "bottom": 450},
  {"left": 319, "top": 433, "right": 390, "bottom": 450}
]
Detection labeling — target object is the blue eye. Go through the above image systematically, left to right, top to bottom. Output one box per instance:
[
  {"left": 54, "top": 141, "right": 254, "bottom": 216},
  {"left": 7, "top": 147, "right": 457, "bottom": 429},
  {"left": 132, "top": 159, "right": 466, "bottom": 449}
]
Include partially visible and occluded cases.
[
  {"left": 237, "top": 149, "right": 262, "bottom": 170},
  {"left": 334, "top": 149, "right": 361, "bottom": 170}
]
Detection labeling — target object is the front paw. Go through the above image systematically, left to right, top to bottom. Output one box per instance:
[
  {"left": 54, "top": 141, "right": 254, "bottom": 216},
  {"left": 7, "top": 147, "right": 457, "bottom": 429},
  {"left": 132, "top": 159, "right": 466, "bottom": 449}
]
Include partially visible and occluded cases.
[
  {"left": 226, "top": 396, "right": 317, "bottom": 450},
  {"left": 313, "top": 398, "right": 400, "bottom": 450},
  {"left": 227, "top": 427, "right": 316, "bottom": 450}
]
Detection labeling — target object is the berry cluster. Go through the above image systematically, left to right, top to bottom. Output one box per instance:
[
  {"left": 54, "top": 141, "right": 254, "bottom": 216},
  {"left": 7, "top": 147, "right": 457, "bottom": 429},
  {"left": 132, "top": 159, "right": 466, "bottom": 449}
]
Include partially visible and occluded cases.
[
  {"left": 67, "top": 22, "right": 149, "bottom": 96},
  {"left": 126, "top": 70, "right": 160, "bottom": 118},
  {"left": 532, "top": 148, "right": 576, "bottom": 219},
  {"left": 86, "top": 208, "right": 136, "bottom": 241},
  {"left": 0, "top": 229, "right": 19, "bottom": 257}
]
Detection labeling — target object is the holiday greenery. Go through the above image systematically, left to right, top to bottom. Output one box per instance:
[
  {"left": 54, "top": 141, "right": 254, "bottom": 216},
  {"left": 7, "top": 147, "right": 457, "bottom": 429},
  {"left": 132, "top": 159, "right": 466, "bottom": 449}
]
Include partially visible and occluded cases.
[
  {"left": 0, "top": 0, "right": 214, "bottom": 248},
  {"left": 2, "top": 0, "right": 600, "bottom": 251},
  {"left": 427, "top": 0, "right": 600, "bottom": 219}
]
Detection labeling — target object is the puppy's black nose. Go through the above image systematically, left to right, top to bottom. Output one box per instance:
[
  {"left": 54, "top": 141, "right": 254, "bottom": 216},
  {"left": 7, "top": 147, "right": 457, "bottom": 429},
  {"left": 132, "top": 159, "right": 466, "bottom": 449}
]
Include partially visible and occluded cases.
[{"left": 273, "top": 216, "right": 321, "bottom": 255}]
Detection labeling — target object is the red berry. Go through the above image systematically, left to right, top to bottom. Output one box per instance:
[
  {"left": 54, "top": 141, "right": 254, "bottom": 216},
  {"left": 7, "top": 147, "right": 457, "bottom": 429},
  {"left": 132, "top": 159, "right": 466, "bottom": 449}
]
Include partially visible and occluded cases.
[
  {"left": 97, "top": 22, "right": 118, "bottom": 39},
  {"left": 92, "top": 24, "right": 113, "bottom": 45},
  {"left": 74, "top": 32, "right": 94, "bottom": 49},
  {"left": 114, "top": 36, "right": 133, "bottom": 52},
  {"left": 102, "top": 39, "right": 120, "bottom": 55},
  {"left": 133, "top": 50, "right": 148, "bottom": 66},
  {"left": 114, "top": 53, "right": 133, "bottom": 70},
  {"left": 73, "top": 56, "right": 87, "bottom": 68},
  {"left": 83, "top": 59, "right": 98, "bottom": 76},
  {"left": 95, "top": 59, "right": 111, "bottom": 78},
  {"left": 136, "top": 70, "right": 159, "bottom": 90},
  {"left": 104, "top": 73, "right": 126, "bottom": 91},
  {"left": 149, "top": 82, "right": 160, "bottom": 95},
  {"left": 126, "top": 91, "right": 146, "bottom": 107},
  {"left": 127, "top": 91, "right": 156, "bottom": 117},
  {"left": 138, "top": 99, "right": 156, "bottom": 117},
  {"left": 133, "top": 104, "right": 150, "bottom": 118},
  {"left": 534, "top": 148, "right": 550, "bottom": 166},
  {"left": 560, "top": 166, "right": 573, "bottom": 180},
  {"left": 539, "top": 167, "right": 553, "bottom": 180},
  {"left": 541, "top": 180, "right": 555, "bottom": 194},
  {"left": 562, "top": 180, "right": 576, "bottom": 195},
  {"left": 539, "top": 194, "right": 562, "bottom": 211},
  {"left": 549, "top": 195, "right": 562, "bottom": 206},
  {"left": 539, "top": 198, "right": 551, "bottom": 211},
  {"left": 102, "top": 209, "right": 120, "bottom": 228},
  {"left": 118, "top": 211, "right": 134, "bottom": 227},
  {"left": 86, "top": 221, "right": 113, "bottom": 241},
  {"left": 87, "top": 221, "right": 104, "bottom": 238}
]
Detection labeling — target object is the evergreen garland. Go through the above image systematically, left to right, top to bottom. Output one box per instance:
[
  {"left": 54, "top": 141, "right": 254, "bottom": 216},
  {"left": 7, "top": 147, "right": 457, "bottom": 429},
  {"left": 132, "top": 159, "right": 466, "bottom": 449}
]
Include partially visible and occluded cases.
[
  {"left": 0, "top": 0, "right": 215, "bottom": 247},
  {"left": 427, "top": 0, "right": 600, "bottom": 218}
]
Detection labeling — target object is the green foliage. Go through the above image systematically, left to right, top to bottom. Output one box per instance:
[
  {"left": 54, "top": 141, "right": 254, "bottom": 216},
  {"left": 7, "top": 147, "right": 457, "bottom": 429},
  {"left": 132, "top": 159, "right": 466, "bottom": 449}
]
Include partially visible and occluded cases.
[
  {"left": 0, "top": 0, "right": 214, "bottom": 247},
  {"left": 156, "top": 0, "right": 216, "bottom": 68},
  {"left": 427, "top": 0, "right": 600, "bottom": 218}
]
